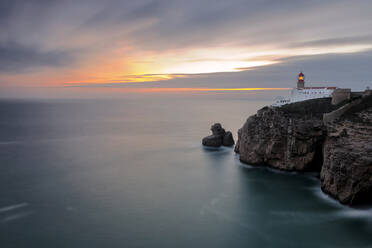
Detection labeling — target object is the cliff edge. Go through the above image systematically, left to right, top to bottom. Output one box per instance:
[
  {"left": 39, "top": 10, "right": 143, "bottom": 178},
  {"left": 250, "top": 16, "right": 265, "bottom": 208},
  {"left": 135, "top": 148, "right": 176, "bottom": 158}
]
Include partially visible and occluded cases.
[
  {"left": 235, "top": 93, "right": 372, "bottom": 206},
  {"left": 235, "top": 98, "right": 337, "bottom": 171}
]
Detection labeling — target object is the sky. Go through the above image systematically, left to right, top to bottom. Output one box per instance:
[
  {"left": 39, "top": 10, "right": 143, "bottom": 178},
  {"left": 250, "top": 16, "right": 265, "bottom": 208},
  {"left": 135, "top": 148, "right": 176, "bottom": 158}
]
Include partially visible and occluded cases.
[{"left": 1, "top": 0, "right": 372, "bottom": 98}]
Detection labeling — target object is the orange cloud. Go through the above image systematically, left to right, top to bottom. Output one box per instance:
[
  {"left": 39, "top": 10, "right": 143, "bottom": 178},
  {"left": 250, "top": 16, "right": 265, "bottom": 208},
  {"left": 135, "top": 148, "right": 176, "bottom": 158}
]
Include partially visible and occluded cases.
[
  {"left": 62, "top": 43, "right": 372, "bottom": 86},
  {"left": 82, "top": 87, "right": 291, "bottom": 93}
]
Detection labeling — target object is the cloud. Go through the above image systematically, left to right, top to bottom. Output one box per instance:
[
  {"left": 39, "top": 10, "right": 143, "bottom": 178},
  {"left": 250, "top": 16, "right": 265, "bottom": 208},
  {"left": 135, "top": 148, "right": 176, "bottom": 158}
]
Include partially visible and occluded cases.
[
  {"left": 1, "top": 0, "right": 372, "bottom": 92},
  {"left": 289, "top": 35, "right": 372, "bottom": 49},
  {"left": 0, "top": 42, "right": 72, "bottom": 72},
  {"left": 71, "top": 49, "right": 372, "bottom": 91}
]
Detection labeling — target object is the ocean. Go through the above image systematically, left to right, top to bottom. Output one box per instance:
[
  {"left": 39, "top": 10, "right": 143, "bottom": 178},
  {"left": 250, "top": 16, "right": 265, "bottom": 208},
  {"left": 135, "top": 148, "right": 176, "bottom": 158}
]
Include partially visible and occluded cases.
[{"left": 0, "top": 92, "right": 371, "bottom": 248}]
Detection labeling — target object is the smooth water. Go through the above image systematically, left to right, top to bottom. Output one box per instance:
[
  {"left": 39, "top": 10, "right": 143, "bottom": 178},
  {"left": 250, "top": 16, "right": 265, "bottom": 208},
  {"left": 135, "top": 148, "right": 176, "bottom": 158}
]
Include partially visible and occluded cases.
[{"left": 0, "top": 93, "right": 371, "bottom": 248}]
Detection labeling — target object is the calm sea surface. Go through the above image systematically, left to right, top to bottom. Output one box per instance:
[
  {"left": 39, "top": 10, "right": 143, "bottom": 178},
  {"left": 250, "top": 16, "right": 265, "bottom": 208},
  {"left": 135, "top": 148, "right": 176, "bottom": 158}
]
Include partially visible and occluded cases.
[{"left": 0, "top": 92, "right": 371, "bottom": 248}]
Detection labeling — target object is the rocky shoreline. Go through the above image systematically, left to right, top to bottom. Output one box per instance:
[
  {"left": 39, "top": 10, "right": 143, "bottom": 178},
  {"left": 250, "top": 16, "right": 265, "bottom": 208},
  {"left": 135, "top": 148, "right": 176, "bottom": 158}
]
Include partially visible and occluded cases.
[{"left": 235, "top": 91, "right": 372, "bottom": 206}]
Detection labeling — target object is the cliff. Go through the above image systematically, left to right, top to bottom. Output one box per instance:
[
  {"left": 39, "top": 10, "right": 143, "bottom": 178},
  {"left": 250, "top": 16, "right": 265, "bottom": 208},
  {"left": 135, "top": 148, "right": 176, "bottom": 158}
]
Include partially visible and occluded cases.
[
  {"left": 235, "top": 93, "right": 372, "bottom": 206},
  {"left": 321, "top": 94, "right": 372, "bottom": 205},
  {"left": 235, "top": 98, "right": 337, "bottom": 171}
]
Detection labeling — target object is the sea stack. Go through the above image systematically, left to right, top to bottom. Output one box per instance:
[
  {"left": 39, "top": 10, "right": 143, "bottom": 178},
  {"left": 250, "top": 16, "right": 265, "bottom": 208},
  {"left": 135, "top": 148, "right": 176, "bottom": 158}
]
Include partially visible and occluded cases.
[{"left": 202, "top": 123, "right": 235, "bottom": 147}]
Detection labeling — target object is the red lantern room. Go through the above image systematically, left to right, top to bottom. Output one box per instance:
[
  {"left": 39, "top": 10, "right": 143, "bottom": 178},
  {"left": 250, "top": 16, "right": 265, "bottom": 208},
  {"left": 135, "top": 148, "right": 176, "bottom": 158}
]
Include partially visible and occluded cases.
[{"left": 297, "top": 72, "right": 305, "bottom": 88}]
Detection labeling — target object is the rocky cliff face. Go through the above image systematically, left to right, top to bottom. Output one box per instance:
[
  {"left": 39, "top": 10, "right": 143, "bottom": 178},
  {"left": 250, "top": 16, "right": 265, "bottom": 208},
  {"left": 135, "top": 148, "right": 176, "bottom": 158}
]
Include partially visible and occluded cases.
[
  {"left": 235, "top": 94, "right": 372, "bottom": 206},
  {"left": 321, "top": 95, "right": 372, "bottom": 205},
  {"left": 235, "top": 98, "right": 335, "bottom": 171}
]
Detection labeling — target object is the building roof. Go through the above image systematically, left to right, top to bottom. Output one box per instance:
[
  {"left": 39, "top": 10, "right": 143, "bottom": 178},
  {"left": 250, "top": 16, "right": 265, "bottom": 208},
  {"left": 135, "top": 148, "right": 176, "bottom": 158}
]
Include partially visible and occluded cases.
[{"left": 301, "top": 87, "right": 337, "bottom": 90}]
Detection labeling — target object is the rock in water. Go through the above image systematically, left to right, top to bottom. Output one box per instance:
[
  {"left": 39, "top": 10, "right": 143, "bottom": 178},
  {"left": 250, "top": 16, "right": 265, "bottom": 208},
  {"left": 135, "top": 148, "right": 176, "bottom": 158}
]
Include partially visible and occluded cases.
[
  {"left": 202, "top": 123, "right": 234, "bottom": 147},
  {"left": 211, "top": 123, "right": 226, "bottom": 136},
  {"left": 223, "top": 131, "right": 235, "bottom": 146},
  {"left": 202, "top": 135, "right": 223, "bottom": 147}
]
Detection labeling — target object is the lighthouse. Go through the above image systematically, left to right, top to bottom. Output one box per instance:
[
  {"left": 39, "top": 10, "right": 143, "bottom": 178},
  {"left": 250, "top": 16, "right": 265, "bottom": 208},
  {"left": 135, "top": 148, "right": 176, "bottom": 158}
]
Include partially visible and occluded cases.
[
  {"left": 272, "top": 72, "right": 337, "bottom": 107},
  {"left": 297, "top": 72, "right": 305, "bottom": 88}
]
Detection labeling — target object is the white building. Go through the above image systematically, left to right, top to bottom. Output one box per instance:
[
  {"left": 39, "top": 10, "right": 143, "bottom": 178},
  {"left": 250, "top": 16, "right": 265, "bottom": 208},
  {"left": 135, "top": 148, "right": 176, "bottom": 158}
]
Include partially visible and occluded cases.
[{"left": 272, "top": 72, "right": 337, "bottom": 107}]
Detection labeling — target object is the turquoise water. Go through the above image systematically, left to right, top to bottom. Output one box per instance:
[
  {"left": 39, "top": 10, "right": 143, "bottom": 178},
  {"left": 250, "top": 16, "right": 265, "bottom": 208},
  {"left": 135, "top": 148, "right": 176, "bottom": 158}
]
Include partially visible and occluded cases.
[{"left": 0, "top": 93, "right": 371, "bottom": 248}]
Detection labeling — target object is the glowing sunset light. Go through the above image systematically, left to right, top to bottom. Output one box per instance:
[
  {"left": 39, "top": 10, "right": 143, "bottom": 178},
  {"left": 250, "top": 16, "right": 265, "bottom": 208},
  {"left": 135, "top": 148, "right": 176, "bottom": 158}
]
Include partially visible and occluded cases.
[
  {"left": 1, "top": 0, "right": 372, "bottom": 97},
  {"left": 65, "top": 44, "right": 372, "bottom": 86},
  {"left": 161, "top": 60, "right": 278, "bottom": 74},
  {"left": 64, "top": 74, "right": 187, "bottom": 85},
  {"left": 92, "top": 87, "right": 292, "bottom": 93},
  {"left": 137, "top": 87, "right": 291, "bottom": 92}
]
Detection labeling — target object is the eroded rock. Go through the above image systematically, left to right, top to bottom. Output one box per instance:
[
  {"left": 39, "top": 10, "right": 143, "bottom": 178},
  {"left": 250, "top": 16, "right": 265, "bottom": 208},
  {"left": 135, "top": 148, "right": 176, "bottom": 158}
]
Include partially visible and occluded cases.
[
  {"left": 202, "top": 123, "right": 234, "bottom": 147},
  {"left": 223, "top": 131, "right": 235, "bottom": 146},
  {"left": 202, "top": 134, "right": 223, "bottom": 147}
]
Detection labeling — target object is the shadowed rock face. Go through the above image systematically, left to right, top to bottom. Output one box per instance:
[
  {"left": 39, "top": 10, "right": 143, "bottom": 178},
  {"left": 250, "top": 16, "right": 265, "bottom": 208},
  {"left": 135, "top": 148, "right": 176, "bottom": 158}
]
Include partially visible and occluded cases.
[
  {"left": 235, "top": 95, "right": 372, "bottom": 206},
  {"left": 321, "top": 95, "right": 372, "bottom": 205},
  {"left": 235, "top": 98, "right": 333, "bottom": 171},
  {"left": 202, "top": 123, "right": 235, "bottom": 147},
  {"left": 211, "top": 123, "right": 225, "bottom": 136},
  {"left": 223, "top": 131, "right": 234, "bottom": 146},
  {"left": 202, "top": 134, "right": 223, "bottom": 147}
]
